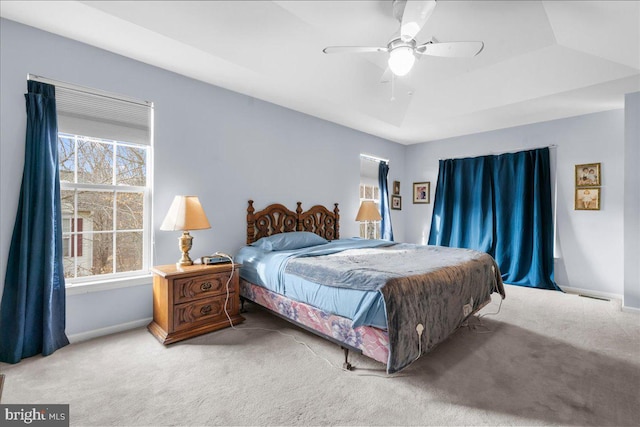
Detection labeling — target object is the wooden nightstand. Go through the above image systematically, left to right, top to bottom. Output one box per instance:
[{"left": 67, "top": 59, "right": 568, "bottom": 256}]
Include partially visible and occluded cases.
[{"left": 147, "top": 263, "right": 244, "bottom": 344}]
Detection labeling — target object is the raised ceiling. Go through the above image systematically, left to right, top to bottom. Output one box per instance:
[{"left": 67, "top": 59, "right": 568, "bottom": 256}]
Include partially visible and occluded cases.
[{"left": 1, "top": 0, "right": 639, "bottom": 144}]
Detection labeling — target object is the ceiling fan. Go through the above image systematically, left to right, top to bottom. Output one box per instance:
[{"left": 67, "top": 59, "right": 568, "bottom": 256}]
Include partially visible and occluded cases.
[{"left": 322, "top": 0, "right": 484, "bottom": 77}]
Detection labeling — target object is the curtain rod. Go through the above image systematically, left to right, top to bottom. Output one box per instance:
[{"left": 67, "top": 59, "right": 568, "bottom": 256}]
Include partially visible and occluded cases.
[
  {"left": 27, "top": 73, "right": 153, "bottom": 107},
  {"left": 488, "top": 144, "right": 558, "bottom": 157},
  {"left": 439, "top": 145, "right": 557, "bottom": 161},
  {"left": 360, "top": 154, "right": 390, "bottom": 164}
]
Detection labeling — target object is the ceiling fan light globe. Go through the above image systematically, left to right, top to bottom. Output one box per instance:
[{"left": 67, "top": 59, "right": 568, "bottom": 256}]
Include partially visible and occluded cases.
[{"left": 388, "top": 46, "right": 415, "bottom": 76}]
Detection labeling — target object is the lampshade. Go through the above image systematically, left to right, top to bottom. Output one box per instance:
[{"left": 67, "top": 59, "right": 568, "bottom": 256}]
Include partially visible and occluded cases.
[
  {"left": 388, "top": 46, "right": 416, "bottom": 76},
  {"left": 160, "top": 196, "right": 211, "bottom": 231},
  {"left": 355, "top": 201, "right": 382, "bottom": 222}
]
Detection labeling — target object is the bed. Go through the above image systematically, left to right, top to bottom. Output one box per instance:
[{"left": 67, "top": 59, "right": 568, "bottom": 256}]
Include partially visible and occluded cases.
[{"left": 236, "top": 200, "right": 505, "bottom": 374}]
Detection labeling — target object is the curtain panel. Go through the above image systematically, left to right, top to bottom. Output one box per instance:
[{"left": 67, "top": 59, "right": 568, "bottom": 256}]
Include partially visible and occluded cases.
[
  {"left": 0, "top": 81, "right": 69, "bottom": 363},
  {"left": 428, "top": 148, "right": 559, "bottom": 290},
  {"left": 378, "top": 161, "right": 394, "bottom": 241}
]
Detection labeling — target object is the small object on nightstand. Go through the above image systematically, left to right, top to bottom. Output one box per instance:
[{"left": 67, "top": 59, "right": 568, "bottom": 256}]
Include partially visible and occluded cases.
[
  {"left": 201, "top": 255, "right": 231, "bottom": 265},
  {"left": 147, "top": 263, "right": 244, "bottom": 345}
]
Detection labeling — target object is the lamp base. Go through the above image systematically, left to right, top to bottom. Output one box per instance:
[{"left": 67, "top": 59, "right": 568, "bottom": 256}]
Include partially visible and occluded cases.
[
  {"left": 366, "top": 221, "right": 378, "bottom": 239},
  {"left": 176, "top": 231, "right": 194, "bottom": 267},
  {"left": 176, "top": 259, "right": 193, "bottom": 268}
]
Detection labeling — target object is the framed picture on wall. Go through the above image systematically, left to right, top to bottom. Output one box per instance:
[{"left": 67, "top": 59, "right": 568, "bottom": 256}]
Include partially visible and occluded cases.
[
  {"left": 575, "top": 163, "right": 601, "bottom": 187},
  {"left": 393, "top": 181, "right": 400, "bottom": 195},
  {"left": 413, "top": 182, "right": 430, "bottom": 204},
  {"left": 575, "top": 187, "right": 600, "bottom": 210},
  {"left": 391, "top": 195, "right": 402, "bottom": 210}
]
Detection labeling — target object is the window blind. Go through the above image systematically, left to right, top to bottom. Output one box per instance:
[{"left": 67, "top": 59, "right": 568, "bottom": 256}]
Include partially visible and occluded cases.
[
  {"left": 27, "top": 75, "right": 153, "bottom": 146},
  {"left": 55, "top": 86, "right": 152, "bottom": 146}
]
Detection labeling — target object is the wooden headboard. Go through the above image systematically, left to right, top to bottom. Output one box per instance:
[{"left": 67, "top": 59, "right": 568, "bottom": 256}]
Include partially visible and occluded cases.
[{"left": 246, "top": 200, "right": 340, "bottom": 244}]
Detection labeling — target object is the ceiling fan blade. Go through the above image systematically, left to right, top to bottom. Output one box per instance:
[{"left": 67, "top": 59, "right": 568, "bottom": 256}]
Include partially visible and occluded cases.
[
  {"left": 401, "top": 0, "right": 437, "bottom": 42},
  {"left": 416, "top": 41, "right": 484, "bottom": 57},
  {"left": 323, "top": 46, "right": 387, "bottom": 54},
  {"left": 380, "top": 67, "right": 392, "bottom": 84}
]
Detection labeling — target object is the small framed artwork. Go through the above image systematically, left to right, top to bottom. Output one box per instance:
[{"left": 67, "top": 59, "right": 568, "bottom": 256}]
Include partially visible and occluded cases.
[
  {"left": 575, "top": 163, "right": 601, "bottom": 187},
  {"left": 393, "top": 181, "right": 400, "bottom": 195},
  {"left": 413, "top": 182, "right": 430, "bottom": 204},
  {"left": 575, "top": 187, "right": 600, "bottom": 210},
  {"left": 391, "top": 195, "right": 402, "bottom": 210}
]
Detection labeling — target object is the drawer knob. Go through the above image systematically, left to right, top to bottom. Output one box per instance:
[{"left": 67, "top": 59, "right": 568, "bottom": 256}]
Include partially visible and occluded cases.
[
  {"left": 200, "top": 282, "right": 212, "bottom": 291},
  {"left": 200, "top": 305, "right": 212, "bottom": 315}
]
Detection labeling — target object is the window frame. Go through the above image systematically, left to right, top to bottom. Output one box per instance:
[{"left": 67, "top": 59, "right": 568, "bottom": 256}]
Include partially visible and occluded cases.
[
  {"left": 27, "top": 74, "right": 154, "bottom": 291},
  {"left": 58, "top": 133, "right": 152, "bottom": 287}
]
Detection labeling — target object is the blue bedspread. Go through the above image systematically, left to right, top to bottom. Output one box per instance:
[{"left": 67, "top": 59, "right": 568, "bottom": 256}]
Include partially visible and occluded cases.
[
  {"left": 235, "top": 238, "right": 393, "bottom": 329},
  {"left": 285, "top": 244, "right": 489, "bottom": 291}
]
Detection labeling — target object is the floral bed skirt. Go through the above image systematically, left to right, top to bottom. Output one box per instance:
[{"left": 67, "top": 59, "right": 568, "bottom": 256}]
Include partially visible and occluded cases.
[{"left": 240, "top": 279, "right": 389, "bottom": 366}]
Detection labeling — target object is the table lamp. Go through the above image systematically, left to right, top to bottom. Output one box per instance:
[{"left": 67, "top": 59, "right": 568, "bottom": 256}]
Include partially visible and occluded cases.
[
  {"left": 160, "top": 195, "right": 211, "bottom": 267},
  {"left": 355, "top": 200, "right": 382, "bottom": 239}
]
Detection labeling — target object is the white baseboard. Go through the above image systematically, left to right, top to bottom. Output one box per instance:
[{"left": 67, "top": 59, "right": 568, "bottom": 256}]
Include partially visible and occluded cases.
[
  {"left": 561, "top": 286, "right": 622, "bottom": 302},
  {"left": 561, "top": 287, "right": 640, "bottom": 313},
  {"left": 622, "top": 305, "right": 640, "bottom": 314},
  {"left": 67, "top": 317, "right": 152, "bottom": 343}
]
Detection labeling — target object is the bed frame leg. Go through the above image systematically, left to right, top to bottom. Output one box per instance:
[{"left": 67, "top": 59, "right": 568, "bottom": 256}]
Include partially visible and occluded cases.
[
  {"left": 240, "top": 296, "right": 247, "bottom": 313},
  {"left": 341, "top": 347, "right": 354, "bottom": 371}
]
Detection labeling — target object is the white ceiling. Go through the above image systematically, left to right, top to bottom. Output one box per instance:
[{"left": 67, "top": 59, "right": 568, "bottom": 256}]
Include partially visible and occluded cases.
[{"left": 1, "top": 0, "right": 639, "bottom": 144}]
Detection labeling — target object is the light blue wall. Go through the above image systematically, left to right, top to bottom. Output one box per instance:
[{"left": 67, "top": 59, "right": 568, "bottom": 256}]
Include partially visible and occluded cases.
[
  {"left": 0, "top": 19, "right": 406, "bottom": 337},
  {"left": 405, "top": 110, "right": 632, "bottom": 304}
]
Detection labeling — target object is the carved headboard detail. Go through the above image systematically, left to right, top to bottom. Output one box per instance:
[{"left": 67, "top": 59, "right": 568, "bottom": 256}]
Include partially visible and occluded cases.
[
  {"left": 246, "top": 200, "right": 340, "bottom": 244},
  {"left": 299, "top": 205, "right": 340, "bottom": 241}
]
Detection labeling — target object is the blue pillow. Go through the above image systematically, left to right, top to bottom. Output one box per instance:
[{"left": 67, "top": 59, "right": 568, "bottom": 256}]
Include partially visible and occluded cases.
[{"left": 251, "top": 232, "right": 328, "bottom": 251}]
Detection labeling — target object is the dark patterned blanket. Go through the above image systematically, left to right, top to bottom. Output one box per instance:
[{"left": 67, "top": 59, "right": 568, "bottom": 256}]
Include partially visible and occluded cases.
[{"left": 285, "top": 244, "right": 505, "bottom": 373}]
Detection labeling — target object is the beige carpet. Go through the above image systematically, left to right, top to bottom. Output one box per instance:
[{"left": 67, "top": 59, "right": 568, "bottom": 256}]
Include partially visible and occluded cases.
[{"left": 1, "top": 284, "right": 639, "bottom": 426}]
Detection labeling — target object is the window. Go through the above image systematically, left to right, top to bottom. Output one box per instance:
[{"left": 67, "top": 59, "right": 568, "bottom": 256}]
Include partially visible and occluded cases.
[
  {"left": 50, "top": 81, "right": 153, "bottom": 283},
  {"left": 59, "top": 134, "right": 149, "bottom": 280},
  {"left": 359, "top": 155, "right": 381, "bottom": 239},
  {"left": 62, "top": 217, "right": 83, "bottom": 257}
]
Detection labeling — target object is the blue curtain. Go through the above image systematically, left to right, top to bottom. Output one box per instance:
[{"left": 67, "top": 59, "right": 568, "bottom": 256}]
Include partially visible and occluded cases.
[
  {"left": 0, "top": 81, "right": 69, "bottom": 364},
  {"left": 428, "top": 148, "right": 560, "bottom": 290},
  {"left": 429, "top": 156, "right": 494, "bottom": 252},
  {"left": 378, "top": 161, "right": 394, "bottom": 241}
]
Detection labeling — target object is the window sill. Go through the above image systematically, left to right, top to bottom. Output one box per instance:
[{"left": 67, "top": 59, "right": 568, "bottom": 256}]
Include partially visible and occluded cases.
[{"left": 65, "top": 274, "right": 153, "bottom": 296}]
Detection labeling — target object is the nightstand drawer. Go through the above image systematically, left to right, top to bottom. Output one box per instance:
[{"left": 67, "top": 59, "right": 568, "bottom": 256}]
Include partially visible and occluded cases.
[
  {"left": 173, "top": 272, "right": 231, "bottom": 304},
  {"left": 173, "top": 293, "right": 237, "bottom": 332}
]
